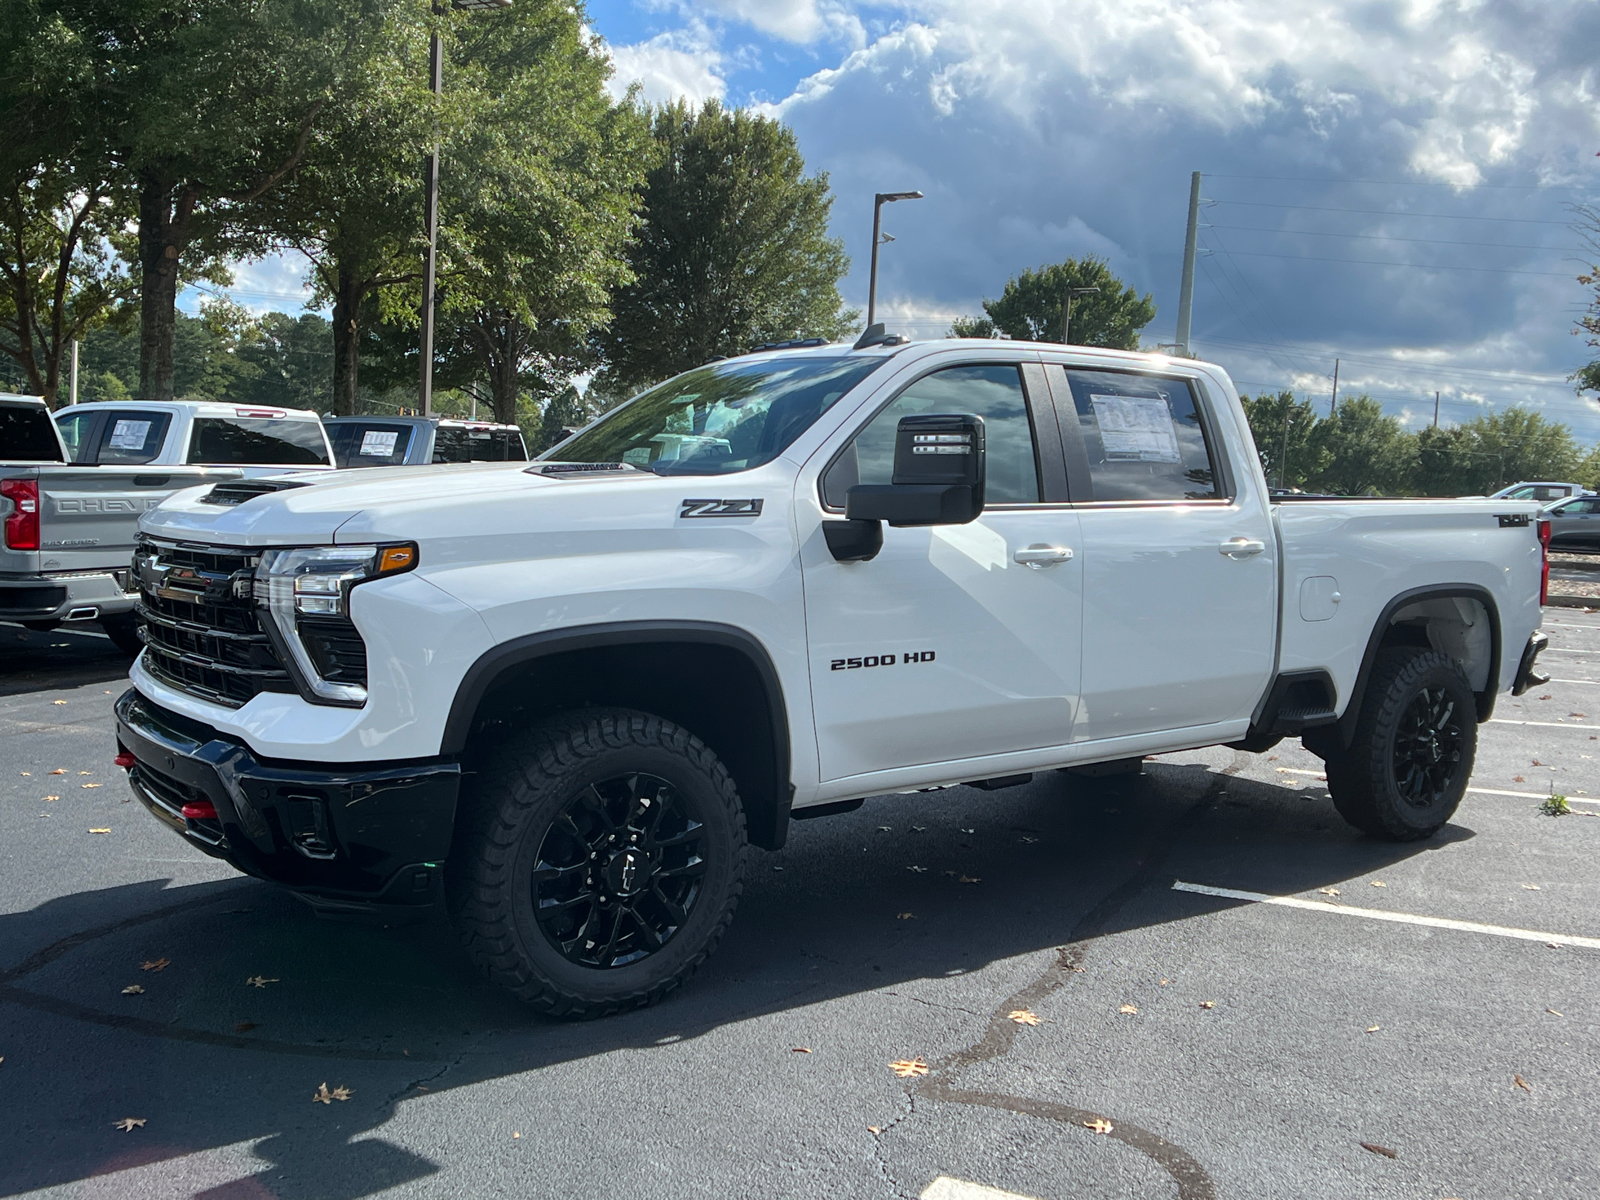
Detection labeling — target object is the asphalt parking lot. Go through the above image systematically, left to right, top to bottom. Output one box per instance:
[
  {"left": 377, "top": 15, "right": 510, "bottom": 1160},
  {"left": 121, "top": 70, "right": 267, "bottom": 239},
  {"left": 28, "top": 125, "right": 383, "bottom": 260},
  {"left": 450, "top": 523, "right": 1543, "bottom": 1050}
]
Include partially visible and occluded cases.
[{"left": 1, "top": 615, "right": 1597, "bottom": 1200}]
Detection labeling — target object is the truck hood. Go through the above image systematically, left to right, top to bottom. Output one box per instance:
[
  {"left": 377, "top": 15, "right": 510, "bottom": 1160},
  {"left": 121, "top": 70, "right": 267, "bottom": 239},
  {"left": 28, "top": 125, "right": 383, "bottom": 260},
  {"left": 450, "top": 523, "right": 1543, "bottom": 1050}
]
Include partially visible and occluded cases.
[{"left": 138, "top": 462, "right": 665, "bottom": 546}]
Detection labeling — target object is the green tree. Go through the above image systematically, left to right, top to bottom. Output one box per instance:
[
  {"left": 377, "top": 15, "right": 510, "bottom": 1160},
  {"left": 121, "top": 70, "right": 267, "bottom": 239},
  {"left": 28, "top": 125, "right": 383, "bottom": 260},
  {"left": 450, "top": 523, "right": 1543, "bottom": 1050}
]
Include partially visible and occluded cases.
[
  {"left": 599, "top": 99, "right": 853, "bottom": 391},
  {"left": 1574, "top": 204, "right": 1600, "bottom": 397},
  {"left": 949, "top": 257, "right": 1155, "bottom": 348},
  {"left": 1239, "top": 390, "right": 1328, "bottom": 489},
  {"left": 1303, "top": 396, "right": 1416, "bottom": 495},
  {"left": 1451, "top": 408, "right": 1582, "bottom": 493}
]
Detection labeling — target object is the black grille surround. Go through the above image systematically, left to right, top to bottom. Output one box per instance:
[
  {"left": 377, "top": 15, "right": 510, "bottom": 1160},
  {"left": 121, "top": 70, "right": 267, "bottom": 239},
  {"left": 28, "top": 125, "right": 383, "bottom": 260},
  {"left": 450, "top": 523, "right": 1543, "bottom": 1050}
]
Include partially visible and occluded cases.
[{"left": 135, "top": 537, "right": 295, "bottom": 707}]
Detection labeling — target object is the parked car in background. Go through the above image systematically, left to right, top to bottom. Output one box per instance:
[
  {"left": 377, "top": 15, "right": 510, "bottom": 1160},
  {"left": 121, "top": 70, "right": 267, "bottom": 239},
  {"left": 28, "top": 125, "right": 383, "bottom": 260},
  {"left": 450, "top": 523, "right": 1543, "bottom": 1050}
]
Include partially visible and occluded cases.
[
  {"left": 2, "top": 395, "right": 251, "bottom": 650},
  {"left": 54, "top": 401, "right": 336, "bottom": 475},
  {"left": 323, "top": 416, "right": 528, "bottom": 469},
  {"left": 1489, "top": 481, "right": 1594, "bottom": 503},
  {"left": 1543, "top": 494, "right": 1600, "bottom": 553}
]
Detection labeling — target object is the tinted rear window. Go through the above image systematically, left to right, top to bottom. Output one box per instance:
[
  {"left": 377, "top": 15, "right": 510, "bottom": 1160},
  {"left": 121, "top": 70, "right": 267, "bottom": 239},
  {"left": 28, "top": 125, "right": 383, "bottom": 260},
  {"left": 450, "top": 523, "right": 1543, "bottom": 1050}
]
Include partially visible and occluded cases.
[
  {"left": 1, "top": 404, "right": 65, "bottom": 461},
  {"left": 95, "top": 411, "right": 172, "bottom": 465},
  {"left": 188, "top": 417, "right": 329, "bottom": 466},
  {"left": 329, "top": 422, "right": 415, "bottom": 467},
  {"left": 433, "top": 426, "right": 525, "bottom": 463}
]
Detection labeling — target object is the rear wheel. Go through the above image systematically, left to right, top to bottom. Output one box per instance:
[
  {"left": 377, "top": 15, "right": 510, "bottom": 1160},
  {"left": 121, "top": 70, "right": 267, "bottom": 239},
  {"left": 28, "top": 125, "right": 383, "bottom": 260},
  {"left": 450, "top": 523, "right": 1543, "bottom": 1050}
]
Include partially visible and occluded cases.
[
  {"left": 100, "top": 613, "right": 143, "bottom": 656},
  {"left": 1325, "top": 648, "right": 1475, "bottom": 840},
  {"left": 447, "top": 708, "right": 746, "bottom": 1017}
]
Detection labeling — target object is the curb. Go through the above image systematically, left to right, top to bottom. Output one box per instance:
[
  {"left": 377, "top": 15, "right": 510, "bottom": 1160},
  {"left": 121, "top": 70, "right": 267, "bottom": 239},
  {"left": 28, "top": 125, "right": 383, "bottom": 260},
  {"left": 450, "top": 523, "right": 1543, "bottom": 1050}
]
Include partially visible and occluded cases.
[{"left": 1544, "top": 595, "right": 1600, "bottom": 611}]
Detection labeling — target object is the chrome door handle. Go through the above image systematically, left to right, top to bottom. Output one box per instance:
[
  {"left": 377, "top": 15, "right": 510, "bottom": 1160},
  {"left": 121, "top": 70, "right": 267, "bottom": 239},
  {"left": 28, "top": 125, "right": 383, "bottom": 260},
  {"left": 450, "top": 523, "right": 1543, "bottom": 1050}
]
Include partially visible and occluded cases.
[
  {"left": 1219, "top": 537, "right": 1266, "bottom": 558},
  {"left": 1014, "top": 544, "right": 1073, "bottom": 568}
]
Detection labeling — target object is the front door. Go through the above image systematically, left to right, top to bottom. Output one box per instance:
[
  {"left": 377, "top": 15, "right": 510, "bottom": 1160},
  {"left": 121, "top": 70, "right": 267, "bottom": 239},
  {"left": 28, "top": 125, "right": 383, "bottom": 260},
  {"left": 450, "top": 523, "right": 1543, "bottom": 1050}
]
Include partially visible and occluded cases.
[
  {"left": 801, "top": 360, "right": 1084, "bottom": 784},
  {"left": 1040, "top": 363, "right": 1278, "bottom": 743}
]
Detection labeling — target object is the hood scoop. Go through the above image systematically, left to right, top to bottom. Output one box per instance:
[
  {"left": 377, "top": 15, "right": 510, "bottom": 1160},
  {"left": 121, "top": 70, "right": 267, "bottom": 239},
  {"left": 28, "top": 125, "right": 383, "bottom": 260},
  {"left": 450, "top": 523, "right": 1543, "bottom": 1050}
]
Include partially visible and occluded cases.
[{"left": 198, "top": 478, "right": 313, "bottom": 506}]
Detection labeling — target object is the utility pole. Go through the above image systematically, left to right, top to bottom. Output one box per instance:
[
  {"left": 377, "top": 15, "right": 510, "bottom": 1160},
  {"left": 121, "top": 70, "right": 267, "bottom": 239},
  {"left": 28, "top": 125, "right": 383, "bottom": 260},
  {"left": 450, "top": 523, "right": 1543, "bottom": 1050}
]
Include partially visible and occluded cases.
[
  {"left": 419, "top": 1, "right": 445, "bottom": 418},
  {"left": 1174, "top": 171, "right": 1201, "bottom": 357},
  {"left": 867, "top": 191, "right": 923, "bottom": 328},
  {"left": 1061, "top": 287, "right": 1100, "bottom": 344},
  {"left": 70, "top": 340, "right": 79, "bottom": 406},
  {"left": 1329, "top": 358, "right": 1339, "bottom": 417},
  {"left": 1433, "top": 390, "right": 1440, "bottom": 428},
  {"left": 1278, "top": 401, "right": 1293, "bottom": 490}
]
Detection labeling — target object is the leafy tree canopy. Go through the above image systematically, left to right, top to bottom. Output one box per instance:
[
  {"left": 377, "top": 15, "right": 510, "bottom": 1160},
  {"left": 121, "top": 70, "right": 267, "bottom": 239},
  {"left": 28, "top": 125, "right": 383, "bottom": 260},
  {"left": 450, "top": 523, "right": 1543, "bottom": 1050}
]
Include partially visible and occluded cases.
[{"left": 949, "top": 257, "right": 1155, "bottom": 349}]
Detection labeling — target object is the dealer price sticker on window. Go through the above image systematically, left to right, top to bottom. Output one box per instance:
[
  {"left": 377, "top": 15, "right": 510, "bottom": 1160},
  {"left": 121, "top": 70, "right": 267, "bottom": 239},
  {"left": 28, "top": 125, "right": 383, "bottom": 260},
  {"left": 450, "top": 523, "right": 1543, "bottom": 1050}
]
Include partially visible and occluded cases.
[
  {"left": 1089, "top": 394, "right": 1182, "bottom": 463},
  {"left": 108, "top": 420, "right": 152, "bottom": 450},
  {"left": 360, "top": 430, "right": 399, "bottom": 457}
]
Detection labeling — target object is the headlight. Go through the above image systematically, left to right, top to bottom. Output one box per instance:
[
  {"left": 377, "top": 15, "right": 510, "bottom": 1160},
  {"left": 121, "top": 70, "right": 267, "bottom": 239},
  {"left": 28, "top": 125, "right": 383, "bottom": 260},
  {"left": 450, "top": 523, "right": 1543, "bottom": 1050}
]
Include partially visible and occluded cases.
[{"left": 254, "top": 544, "right": 416, "bottom": 705}]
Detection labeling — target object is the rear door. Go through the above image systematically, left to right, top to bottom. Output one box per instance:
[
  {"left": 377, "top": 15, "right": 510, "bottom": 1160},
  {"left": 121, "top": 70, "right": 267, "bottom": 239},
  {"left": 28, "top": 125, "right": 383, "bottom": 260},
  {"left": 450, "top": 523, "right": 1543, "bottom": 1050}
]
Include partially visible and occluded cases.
[
  {"left": 801, "top": 356, "right": 1084, "bottom": 783},
  {"left": 1041, "top": 362, "right": 1277, "bottom": 743},
  {"left": 1548, "top": 498, "right": 1600, "bottom": 551}
]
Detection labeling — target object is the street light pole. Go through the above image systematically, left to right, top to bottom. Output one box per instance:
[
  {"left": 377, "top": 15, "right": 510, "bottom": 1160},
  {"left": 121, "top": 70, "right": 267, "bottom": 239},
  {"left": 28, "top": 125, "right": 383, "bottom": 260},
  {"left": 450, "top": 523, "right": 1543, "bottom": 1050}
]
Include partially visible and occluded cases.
[
  {"left": 419, "top": 0, "right": 512, "bottom": 418},
  {"left": 867, "top": 191, "right": 922, "bottom": 329},
  {"left": 1061, "top": 286, "right": 1099, "bottom": 344}
]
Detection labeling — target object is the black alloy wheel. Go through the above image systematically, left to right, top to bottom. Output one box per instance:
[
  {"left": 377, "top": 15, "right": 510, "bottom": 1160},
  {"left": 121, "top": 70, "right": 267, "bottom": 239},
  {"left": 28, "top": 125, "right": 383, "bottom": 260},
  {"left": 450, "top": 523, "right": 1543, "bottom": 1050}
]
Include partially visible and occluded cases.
[
  {"left": 1323, "top": 647, "right": 1476, "bottom": 841},
  {"left": 1391, "top": 685, "right": 1464, "bottom": 808},
  {"left": 448, "top": 708, "right": 746, "bottom": 1017},
  {"left": 532, "top": 773, "right": 707, "bottom": 969}
]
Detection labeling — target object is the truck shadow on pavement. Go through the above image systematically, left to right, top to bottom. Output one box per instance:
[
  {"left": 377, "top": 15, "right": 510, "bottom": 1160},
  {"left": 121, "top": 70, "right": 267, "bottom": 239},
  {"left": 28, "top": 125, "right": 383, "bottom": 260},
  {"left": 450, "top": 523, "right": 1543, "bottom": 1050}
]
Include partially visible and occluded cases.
[
  {"left": 0, "top": 623, "right": 134, "bottom": 696},
  {"left": 0, "top": 760, "right": 1473, "bottom": 1198}
]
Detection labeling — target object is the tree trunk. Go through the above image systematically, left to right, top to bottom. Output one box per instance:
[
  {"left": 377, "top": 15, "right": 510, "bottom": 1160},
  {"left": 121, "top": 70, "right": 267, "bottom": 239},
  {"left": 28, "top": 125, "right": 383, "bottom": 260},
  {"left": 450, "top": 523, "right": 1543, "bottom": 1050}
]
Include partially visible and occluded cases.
[
  {"left": 137, "top": 171, "right": 190, "bottom": 401},
  {"left": 330, "top": 264, "right": 363, "bottom": 416},
  {"left": 491, "top": 318, "right": 522, "bottom": 424}
]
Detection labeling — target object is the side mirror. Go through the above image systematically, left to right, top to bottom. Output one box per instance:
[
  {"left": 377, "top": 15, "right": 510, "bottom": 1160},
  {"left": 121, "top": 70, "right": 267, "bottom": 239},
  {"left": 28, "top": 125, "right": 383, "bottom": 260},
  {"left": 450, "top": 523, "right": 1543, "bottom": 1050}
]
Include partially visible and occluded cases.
[{"left": 845, "top": 414, "right": 985, "bottom": 527}]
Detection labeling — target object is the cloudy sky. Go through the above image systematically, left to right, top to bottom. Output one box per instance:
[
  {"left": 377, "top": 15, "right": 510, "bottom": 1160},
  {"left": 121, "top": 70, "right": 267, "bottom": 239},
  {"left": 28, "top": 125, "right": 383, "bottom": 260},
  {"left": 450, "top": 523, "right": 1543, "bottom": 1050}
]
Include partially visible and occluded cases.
[{"left": 227, "top": 0, "right": 1600, "bottom": 442}]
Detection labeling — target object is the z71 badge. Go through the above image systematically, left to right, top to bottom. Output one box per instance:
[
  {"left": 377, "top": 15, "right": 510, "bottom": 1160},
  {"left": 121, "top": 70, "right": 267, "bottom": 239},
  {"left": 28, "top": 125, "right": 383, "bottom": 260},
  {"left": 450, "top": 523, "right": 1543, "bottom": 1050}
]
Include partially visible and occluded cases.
[{"left": 679, "top": 499, "right": 763, "bottom": 518}]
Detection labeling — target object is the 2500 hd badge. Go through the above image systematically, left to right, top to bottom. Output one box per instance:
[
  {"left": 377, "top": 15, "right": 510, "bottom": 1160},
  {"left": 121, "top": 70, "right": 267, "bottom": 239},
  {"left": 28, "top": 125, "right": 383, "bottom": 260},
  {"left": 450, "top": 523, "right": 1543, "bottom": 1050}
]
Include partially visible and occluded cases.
[{"left": 830, "top": 650, "right": 937, "bottom": 670}]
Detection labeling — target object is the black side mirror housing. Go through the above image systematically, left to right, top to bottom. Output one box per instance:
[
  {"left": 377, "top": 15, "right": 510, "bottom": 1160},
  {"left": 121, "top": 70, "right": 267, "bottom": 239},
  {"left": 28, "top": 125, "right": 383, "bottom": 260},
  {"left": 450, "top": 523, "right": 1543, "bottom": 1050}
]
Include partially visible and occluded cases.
[{"left": 845, "top": 413, "right": 986, "bottom": 527}]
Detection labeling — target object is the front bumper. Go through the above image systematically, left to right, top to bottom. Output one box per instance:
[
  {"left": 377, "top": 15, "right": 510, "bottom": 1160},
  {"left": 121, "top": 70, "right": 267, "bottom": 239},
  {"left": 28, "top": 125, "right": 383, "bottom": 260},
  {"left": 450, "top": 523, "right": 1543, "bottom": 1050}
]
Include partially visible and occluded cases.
[
  {"left": 0, "top": 570, "right": 136, "bottom": 623},
  {"left": 1512, "top": 631, "right": 1551, "bottom": 697},
  {"left": 114, "top": 688, "right": 460, "bottom": 910}
]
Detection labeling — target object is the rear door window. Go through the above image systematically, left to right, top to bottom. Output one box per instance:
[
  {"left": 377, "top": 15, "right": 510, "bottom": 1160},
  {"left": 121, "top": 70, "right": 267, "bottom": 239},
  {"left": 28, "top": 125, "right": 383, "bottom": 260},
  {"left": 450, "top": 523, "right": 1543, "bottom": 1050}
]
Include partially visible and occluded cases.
[
  {"left": 1059, "top": 369, "right": 1221, "bottom": 501},
  {"left": 2, "top": 404, "right": 67, "bottom": 461},
  {"left": 54, "top": 411, "right": 100, "bottom": 462},
  {"left": 94, "top": 411, "right": 172, "bottom": 465},
  {"left": 187, "top": 417, "right": 330, "bottom": 466},
  {"left": 329, "top": 422, "right": 414, "bottom": 467}
]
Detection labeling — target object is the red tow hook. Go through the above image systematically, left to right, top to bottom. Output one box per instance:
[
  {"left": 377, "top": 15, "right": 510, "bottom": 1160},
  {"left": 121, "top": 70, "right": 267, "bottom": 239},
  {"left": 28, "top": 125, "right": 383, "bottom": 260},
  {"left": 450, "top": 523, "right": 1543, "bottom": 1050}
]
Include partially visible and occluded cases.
[
  {"left": 114, "top": 752, "right": 136, "bottom": 769},
  {"left": 181, "top": 800, "right": 218, "bottom": 821}
]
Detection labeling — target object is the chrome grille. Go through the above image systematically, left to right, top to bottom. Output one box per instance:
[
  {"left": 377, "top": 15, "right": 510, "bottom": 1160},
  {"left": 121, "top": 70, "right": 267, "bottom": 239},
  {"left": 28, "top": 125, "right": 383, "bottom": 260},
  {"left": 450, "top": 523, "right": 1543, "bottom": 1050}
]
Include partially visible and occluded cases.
[{"left": 134, "top": 537, "right": 294, "bottom": 707}]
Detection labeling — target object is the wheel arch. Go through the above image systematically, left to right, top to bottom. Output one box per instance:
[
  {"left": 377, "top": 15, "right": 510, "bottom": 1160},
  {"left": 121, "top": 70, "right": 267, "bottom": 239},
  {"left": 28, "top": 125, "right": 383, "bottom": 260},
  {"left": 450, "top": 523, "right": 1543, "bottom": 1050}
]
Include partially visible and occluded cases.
[
  {"left": 1335, "top": 584, "right": 1501, "bottom": 749},
  {"left": 443, "top": 621, "right": 793, "bottom": 851}
]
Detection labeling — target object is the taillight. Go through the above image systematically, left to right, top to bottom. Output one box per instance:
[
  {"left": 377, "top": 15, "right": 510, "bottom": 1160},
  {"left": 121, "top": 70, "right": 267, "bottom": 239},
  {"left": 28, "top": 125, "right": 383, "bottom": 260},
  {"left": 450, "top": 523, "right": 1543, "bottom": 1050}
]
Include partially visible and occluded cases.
[
  {"left": 2, "top": 478, "right": 40, "bottom": 550},
  {"left": 1537, "top": 517, "right": 1551, "bottom": 605}
]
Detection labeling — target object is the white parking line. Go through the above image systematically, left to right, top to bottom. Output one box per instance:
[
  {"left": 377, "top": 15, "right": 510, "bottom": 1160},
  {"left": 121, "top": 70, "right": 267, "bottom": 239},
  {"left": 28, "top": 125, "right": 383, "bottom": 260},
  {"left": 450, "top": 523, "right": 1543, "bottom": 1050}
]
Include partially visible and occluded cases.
[
  {"left": 1489, "top": 718, "right": 1600, "bottom": 731},
  {"left": 1267, "top": 767, "right": 1592, "bottom": 800},
  {"left": 1172, "top": 881, "right": 1600, "bottom": 949},
  {"left": 922, "top": 1179, "right": 1040, "bottom": 1200}
]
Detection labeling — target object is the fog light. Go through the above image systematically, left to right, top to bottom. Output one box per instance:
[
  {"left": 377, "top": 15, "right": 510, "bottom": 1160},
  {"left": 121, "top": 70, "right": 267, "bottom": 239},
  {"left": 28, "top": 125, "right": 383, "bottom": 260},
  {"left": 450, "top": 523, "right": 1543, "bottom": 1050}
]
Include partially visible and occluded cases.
[
  {"left": 114, "top": 752, "right": 136, "bottom": 769},
  {"left": 182, "top": 800, "right": 218, "bottom": 821}
]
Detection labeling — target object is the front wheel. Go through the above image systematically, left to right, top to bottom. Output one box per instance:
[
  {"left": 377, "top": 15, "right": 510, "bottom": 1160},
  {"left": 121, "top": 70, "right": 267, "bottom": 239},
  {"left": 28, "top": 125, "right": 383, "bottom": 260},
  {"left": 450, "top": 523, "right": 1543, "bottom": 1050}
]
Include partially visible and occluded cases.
[
  {"left": 100, "top": 613, "right": 144, "bottom": 656},
  {"left": 1326, "top": 648, "right": 1476, "bottom": 841},
  {"left": 447, "top": 708, "right": 746, "bottom": 1018}
]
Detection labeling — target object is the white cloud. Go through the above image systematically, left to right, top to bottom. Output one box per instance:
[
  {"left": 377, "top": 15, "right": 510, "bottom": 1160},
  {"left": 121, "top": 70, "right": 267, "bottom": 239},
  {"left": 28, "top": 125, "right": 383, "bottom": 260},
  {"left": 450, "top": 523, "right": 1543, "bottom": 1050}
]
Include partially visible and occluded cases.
[
  {"left": 698, "top": 0, "right": 865, "bottom": 46},
  {"left": 605, "top": 31, "right": 726, "bottom": 106}
]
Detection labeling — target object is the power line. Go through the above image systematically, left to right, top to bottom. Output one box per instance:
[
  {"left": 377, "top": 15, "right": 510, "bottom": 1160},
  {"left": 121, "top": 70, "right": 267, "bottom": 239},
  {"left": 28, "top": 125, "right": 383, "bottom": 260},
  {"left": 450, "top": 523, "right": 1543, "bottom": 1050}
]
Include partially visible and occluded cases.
[
  {"left": 1205, "top": 173, "right": 1597, "bottom": 191},
  {"left": 1214, "top": 200, "right": 1573, "bottom": 226},
  {"left": 1208, "top": 224, "right": 1582, "bottom": 253},
  {"left": 1214, "top": 249, "right": 1576, "bottom": 279},
  {"left": 1203, "top": 336, "right": 1580, "bottom": 386}
]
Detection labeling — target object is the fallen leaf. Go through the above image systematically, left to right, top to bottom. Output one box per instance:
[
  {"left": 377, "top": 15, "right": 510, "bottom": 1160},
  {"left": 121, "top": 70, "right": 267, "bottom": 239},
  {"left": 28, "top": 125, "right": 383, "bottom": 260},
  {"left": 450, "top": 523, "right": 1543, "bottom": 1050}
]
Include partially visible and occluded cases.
[
  {"left": 1537, "top": 694, "right": 1552, "bottom": 701},
  {"left": 51, "top": 700, "right": 66, "bottom": 706},
  {"left": 1572, "top": 713, "right": 1587, "bottom": 719},
  {"left": 1267, "top": 755, "right": 1279, "bottom": 761},
  {"left": 1532, "top": 759, "right": 1543, "bottom": 766},
  {"left": 47, "top": 769, "right": 65, "bottom": 775},
  {"left": 78, "top": 771, "right": 91, "bottom": 776},
  {"left": 19, "top": 772, "right": 29, "bottom": 776},
  {"left": 1514, "top": 776, "right": 1526, "bottom": 782},
  {"left": 81, "top": 782, "right": 101, "bottom": 789},
  {"left": 43, "top": 796, "right": 58, "bottom": 802},
  {"left": 910, "top": 825, "right": 926, "bottom": 833},
  {"left": 877, "top": 826, "right": 892, "bottom": 832},
  {"left": 87, "top": 828, "right": 110, "bottom": 834},
  {"left": 960, "top": 828, "right": 975, "bottom": 834},
  {"left": 1018, "top": 835, "right": 1039, "bottom": 844},
  {"left": 906, "top": 866, "right": 927, "bottom": 873},
  {"left": 943, "top": 870, "right": 958, "bottom": 877},
  {"left": 957, "top": 875, "right": 981, "bottom": 885},
  {"left": 1370, "top": 880, "right": 1387, "bottom": 888},
  {"left": 1522, "top": 884, "right": 1541, "bottom": 890},
  {"left": 1318, "top": 887, "right": 1340, "bottom": 896},
  {"left": 896, "top": 912, "right": 915, "bottom": 920},
  {"left": 141, "top": 958, "right": 170, "bottom": 972},
  {"left": 246, "top": 975, "right": 279, "bottom": 988},
  {"left": 121, "top": 985, "right": 144, "bottom": 995},
  {"left": 1199, "top": 1001, "right": 1216, "bottom": 1009},
  {"left": 1119, "top": 1004, "right": 1138, "bottom": 1015},
  {"left": 1546, "top": 1008, "right": 1563, "bottom": 1017},
  {"left": 1008, "top": 1009, "right": 1041, "bottom": 1026},
  {"left": 235, "top": 1022, "right": 259, "bottom": 1033},
  {"left": 1366, "top": 1025, "right": 1380, "bottom": 1033},
  {"left": 792, "top": 1046, "right": 812, "bottom": 1053},
  {"left": 888, "top": 1058, "right": 928, "bottom": 1078},
  {"left": 1514, "top": 1074, "right": 1532, "bottom": 1092},
  {"left": 312, "top": 1082, "right": 353, "bottom": 1104},
  {"left": 112, "top": 1118, "right": 146, "bottom": 1133},
  {"left": 1083, "top": 1118, "right": 1114, "bottom": 1135},
  {"left": 867, "top": 1125, "right": 883, "bottom": 1135},
  {"left": 512, "top": 1132, "right": 520, "bottom": 1139},
  {"left": 1359, "top": 1142, "right": 1397, "bottom": 1159}
]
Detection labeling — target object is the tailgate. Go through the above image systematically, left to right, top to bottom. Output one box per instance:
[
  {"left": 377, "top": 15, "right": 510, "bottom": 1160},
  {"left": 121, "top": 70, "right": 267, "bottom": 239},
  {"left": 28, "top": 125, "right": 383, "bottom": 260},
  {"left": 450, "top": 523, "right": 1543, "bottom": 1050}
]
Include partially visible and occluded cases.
[{"left": 37, "top": 466, "right": 243, "bottom": 573}]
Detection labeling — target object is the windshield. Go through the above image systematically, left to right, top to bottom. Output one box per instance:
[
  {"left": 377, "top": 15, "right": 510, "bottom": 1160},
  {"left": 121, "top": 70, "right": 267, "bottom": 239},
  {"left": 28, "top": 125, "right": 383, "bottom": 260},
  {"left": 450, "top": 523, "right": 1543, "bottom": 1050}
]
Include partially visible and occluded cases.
[{"left": 550, "top": 355, "right": 884, "bottom": 476}]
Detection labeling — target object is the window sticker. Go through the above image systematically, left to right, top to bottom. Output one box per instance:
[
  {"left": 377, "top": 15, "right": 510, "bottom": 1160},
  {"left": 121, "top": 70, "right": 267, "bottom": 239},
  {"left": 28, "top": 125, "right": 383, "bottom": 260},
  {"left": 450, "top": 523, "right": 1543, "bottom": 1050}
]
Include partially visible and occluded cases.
[
  {"left": 1088, "top": 394, "right": 1182, "bottom": 463},
  {"left": 108, "top": 419, "right": 153, "bottom": 450},
  {"left": 359, "top": 430, "right": 399, "bottom": 457}
]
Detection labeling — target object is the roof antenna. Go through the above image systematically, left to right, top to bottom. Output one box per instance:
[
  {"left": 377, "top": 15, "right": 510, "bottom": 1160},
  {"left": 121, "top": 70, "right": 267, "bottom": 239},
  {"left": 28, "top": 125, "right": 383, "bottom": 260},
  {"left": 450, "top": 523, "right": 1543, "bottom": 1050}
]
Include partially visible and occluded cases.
[{"left": 854, "top": 322, "right": 903, "bottom": 350}]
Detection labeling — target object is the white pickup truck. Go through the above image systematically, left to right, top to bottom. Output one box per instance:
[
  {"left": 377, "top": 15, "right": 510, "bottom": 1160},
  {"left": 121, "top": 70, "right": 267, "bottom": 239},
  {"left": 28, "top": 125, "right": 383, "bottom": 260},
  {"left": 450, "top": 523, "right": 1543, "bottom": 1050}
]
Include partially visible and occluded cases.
[{"left": 114, "top": 334, "right": 1551, "bottom": 1017}]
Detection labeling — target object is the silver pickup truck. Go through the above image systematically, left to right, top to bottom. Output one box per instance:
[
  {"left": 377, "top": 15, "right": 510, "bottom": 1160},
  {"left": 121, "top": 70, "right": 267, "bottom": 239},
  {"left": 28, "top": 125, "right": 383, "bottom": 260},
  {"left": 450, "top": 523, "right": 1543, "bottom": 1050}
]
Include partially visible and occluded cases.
[{"left": 2, "top": 396, "right": 332, "bottom": 651}]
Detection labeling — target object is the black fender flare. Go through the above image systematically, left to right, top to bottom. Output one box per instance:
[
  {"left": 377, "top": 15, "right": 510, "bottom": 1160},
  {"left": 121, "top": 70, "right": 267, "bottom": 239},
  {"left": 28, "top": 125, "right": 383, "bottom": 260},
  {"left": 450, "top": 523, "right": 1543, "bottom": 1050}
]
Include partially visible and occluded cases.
[
  {"left": 1335, "top": 584, "right": 1501, "bottom": 749},
  {"left": 442, "top": 620, "right": 794, "bottom": 849}
]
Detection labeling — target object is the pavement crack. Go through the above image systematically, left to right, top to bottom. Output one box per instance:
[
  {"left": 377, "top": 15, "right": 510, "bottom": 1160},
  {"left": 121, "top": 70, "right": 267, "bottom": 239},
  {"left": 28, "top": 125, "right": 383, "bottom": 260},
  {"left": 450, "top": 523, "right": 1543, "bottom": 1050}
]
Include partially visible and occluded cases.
[{"left": 868, "top": 1089, "right": 920, "bottom": 1200}]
